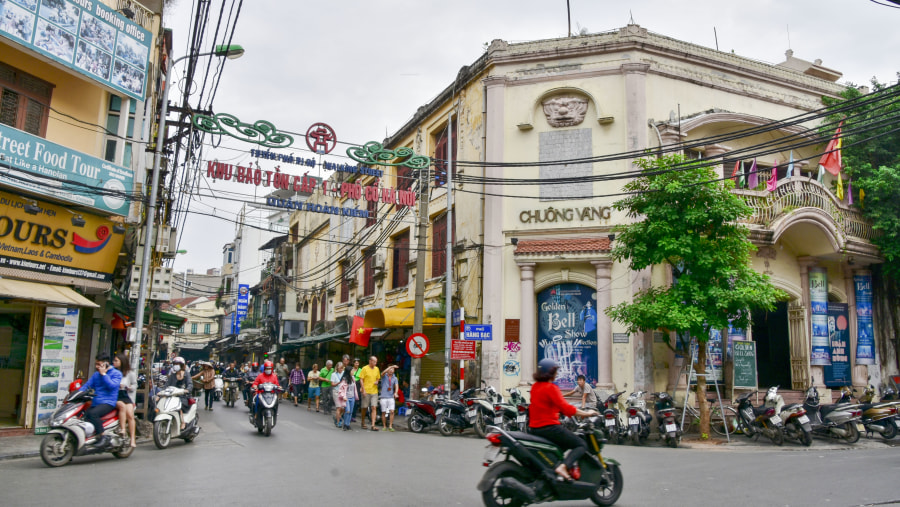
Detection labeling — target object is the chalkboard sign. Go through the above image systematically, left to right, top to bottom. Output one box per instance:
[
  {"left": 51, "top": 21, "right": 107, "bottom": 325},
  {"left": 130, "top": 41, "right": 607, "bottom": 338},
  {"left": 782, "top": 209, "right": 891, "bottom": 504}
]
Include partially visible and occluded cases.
[{"left": 732, "top": 340, "right": 757, "bottom": 390}]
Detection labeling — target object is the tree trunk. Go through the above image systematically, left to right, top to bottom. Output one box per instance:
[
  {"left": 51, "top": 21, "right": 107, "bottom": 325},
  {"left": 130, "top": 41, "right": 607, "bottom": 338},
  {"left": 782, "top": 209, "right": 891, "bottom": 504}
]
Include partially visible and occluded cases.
[{"left": 696, "top": 342, "right": 710, "bottom": 438}]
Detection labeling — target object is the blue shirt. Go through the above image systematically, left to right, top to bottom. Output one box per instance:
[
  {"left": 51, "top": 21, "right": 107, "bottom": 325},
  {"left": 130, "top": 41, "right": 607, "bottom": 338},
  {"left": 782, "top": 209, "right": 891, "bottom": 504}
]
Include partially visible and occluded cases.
[
  {"left": 80, "top": 367, "right": 122, "bottom": 407},
  {"left": 379, "top": 375, "right": 397, "bottom": 399}
]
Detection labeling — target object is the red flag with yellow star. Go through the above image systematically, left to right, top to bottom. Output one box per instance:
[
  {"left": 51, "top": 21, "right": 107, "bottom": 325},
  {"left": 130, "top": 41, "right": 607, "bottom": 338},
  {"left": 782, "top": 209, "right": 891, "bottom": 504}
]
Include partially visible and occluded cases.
[{"left": 350, "top": 315, "right": 373, "bottom": 347}]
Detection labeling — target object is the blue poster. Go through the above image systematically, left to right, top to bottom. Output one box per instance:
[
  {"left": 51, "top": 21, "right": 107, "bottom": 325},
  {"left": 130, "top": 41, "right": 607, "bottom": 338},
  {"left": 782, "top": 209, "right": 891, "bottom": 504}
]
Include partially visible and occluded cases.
[
  {"left": 809, "top": 268, "right": 831, "bottom": 365},
  {"left": 854, "top": 274, "right": 875, "bottom": 365},
  {"left": 537, "top": 283, "right": 598, "bottom": 391},
  {"left": 235, "top": 284, "right": 249, "bottom": 334},
  {"left": 824, "top": 303, "right": 851, "bottom": 387},
  {"left": 726, "top": 321, "right": 745, "bottom": 360}
]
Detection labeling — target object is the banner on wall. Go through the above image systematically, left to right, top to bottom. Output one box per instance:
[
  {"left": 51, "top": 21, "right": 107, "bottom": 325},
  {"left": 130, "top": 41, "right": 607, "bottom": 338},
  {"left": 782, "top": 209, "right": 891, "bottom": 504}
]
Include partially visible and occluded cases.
[
  {"left": 809, "top": 268, "right": 831, "bottom": 365},
  {"left": 854, "top": 273, "right": 875, "bottom": 365},
  {"left": 536, "top": 283, "right": 598, "bottom": 391},
  {"left": 824, "top": 303, "right": 851, "bottom": 387},
  {"left": 34, "top": 307, "right": 79, "bottom": 434},
  {"left": 726, "top": 322, "right": 746, "bottom": 360},
  {"left": 689, "top": 331, "right": 724, "bottom": 385}
]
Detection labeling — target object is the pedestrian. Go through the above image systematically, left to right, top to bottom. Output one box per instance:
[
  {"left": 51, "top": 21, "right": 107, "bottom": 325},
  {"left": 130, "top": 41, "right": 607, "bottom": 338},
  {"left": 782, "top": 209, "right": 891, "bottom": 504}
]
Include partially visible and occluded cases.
[
  {"left": 113, "top": 353, "right": 137, "bottom": 447},
  {"left": 359, "top": 356, "right": 382, "bottom": 431},
  {"left": 275, "top": 358, "right": 290, "bottom": 399},
  {"left": 350, "top": 358, "right": 362, "bottom": 422},
  {"left": 319, "top": 360, "right": 335, "bottom": 415},
  {"left": 193, "top": 362, "right": 217, "bottom": 411},
  {"left": 331, "top": 362, "right": 346, "bottom": 428},
  {"left": 289, "top": 363, "right": 305, "bottom": 407},
  {"left": 307, "top": 364, "right": 321, "bottom": 412},
  {"left": 379, "top": 365, "right": 399, "bottom": 431},
  {"left": 338, "top": 368, "right": 358, "bottom": 432},
  {"left": 562, "top": 375, "right": 598, "bottom": 410},
  {"left": 450, "top": 381, "right": 460, "bottom": 401}
]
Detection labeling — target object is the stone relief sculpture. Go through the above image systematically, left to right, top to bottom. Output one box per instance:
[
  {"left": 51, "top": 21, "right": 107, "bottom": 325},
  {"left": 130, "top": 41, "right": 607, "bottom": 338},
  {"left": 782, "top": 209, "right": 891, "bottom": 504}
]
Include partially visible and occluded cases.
[{"left": 541, "top": 95, "right": 589, "bottom": 127}]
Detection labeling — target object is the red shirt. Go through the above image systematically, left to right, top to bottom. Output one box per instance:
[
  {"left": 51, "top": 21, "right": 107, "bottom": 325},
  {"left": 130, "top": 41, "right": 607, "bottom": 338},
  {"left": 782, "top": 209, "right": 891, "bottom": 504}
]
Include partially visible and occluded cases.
[
  {"left": 251, "top": 372, "right": 280, "bottom": 389},
  {"left": 528, "top": 381, "right": 577, "bottom": 428}
]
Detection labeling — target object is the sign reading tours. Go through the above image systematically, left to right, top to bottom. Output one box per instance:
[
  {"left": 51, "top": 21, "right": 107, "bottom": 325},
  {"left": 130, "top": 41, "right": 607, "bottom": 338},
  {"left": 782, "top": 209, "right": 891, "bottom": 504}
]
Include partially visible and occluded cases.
[
  {"left": 0, "top": 0, "right": 152, "bottom": 101},
  {"left": 809, "top": 267, "right": 831, "bottom": 365},
  {"left": 854, "top": 273, "right": 875, "bottom": 365},
  {"left": 537, "top": 283, "right": 598, "bottom": 391},
  {"left": 824, "top": 303, "right": 851, "bottom": 387}
]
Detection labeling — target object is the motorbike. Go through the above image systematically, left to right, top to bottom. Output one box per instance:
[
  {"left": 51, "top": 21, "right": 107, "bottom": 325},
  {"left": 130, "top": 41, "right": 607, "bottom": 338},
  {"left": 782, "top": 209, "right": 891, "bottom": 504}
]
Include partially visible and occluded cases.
[
  {"left": 214, "top": 374, "right": 224, "bottom": 401},
  {"left": 222, "top": 376, "right": 241, "bottom": 408},
  {"left": 250, "top": 382, "right": 282, "bottom": 436},
  {"left": 153, "top": 385, "right": 200, "bottom": 449},
  {"left": 473, "top": 385, "right": 503, "bottom": 438},
  {"left": 803, "top": 385, "right": 863, "bottom": 443},
  {"left": 764, "top": 386, "right": 813, "bottom": 446},
  {"left": 840, "top": 386, "right": 898, "bottom": 440},
  {"left": 40, "top": 387, "right": 134, "bottom": 467},
  {"left": 406, "top": 387, "right": 442, "bottom": 433},
  {"left": 436, "top": 387, "right": 479, "bottom": 436},
  {"left": 492, "top": 387, "right": 528, "bottom": 432},
  {"left": 599, "top": 391, "right": 625, "bottom": 445},
  {"left": 623, "top": 391, "right": 652, "bottom": 445},
  {"left": 735, "top": 391, "right": 785, "bottom": 445},
  {"left": 652, "top": 392, "right": 681, "bottom": 448},
  {"left": 515, "top": 395, "right": 530, "bottom": 433},
  {"left": 478, "top": 417, "right": 624, "bottom": 506}
]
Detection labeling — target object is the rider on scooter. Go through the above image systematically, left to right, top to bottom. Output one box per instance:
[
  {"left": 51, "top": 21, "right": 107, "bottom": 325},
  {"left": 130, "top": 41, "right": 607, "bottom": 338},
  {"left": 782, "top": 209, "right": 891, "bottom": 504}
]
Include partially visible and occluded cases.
[
  {"left": 78, "top": 353, "right": 123, "bottom": 448},
  {"left": 166, "top": 357, "right": 193, "bottom": 429},
  {"left": 250, "top": 361, "right": 280, "bottom": 417},
  {"left": 242, "top": 362, "right": 259, "bottom": 406}
]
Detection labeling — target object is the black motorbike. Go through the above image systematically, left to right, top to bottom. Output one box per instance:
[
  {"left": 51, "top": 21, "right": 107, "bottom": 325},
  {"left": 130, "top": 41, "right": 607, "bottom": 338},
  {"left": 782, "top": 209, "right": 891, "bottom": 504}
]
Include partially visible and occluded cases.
[
  {"left": 223, "top": 376, "right": 241, "bottom": 408},
  {"left": 250, "top": 382, "right": 282, "bottom": 436},
  {"left": 406, "top": 387, "right": 445, "bottom": 433},
  {"left": 436, "top": 387, "right": 479, "bottom": 436},
  {"left": 599, "top": 391, "right": 625, "bottom": 445},
  {"left": 735, "top": 391, "right": 785, "bottom": 445},
  {"left": 652, "top": 392, "right": 681, "bottom": 448},
  {"left": 478, "top": 418, "right": 624, "bottom": 506}
]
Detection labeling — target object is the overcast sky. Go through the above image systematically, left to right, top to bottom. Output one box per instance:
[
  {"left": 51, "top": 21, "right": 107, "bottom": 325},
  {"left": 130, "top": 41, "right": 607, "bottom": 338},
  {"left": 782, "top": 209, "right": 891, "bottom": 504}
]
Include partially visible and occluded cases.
[{"left": 165, "top": 0, "right": 899, "bottom": 274}]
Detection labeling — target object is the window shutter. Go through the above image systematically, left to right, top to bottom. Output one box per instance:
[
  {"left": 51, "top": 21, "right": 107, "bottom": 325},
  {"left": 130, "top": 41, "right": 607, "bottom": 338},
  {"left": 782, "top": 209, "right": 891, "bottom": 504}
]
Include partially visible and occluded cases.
[
  {"left": 432, "top": 213, "right": 447, "bottom": 278},
  {"left": 364, "top": 250, "right": 375, "bottom": 296},
  {"left": 320, "top": 295, "right": 326, "bottom": 320},
  {"left": 311, "top": 298, "right": 318, "bottom": 329}
]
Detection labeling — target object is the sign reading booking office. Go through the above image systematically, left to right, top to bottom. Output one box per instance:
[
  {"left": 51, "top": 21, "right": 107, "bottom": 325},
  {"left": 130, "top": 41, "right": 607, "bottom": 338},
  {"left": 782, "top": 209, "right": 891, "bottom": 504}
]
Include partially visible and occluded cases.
[{"left": 519, "top": 205, "right": 612, "bottom": 224}]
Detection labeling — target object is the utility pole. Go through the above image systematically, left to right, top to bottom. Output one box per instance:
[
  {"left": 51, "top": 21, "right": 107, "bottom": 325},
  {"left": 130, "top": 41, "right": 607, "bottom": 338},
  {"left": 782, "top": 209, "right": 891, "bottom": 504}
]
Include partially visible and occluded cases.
[
  {"left": 443, "top": 112, "right": 454, "bottom": 396},
  {"left": 411, "top": 160, "right": 430, "bottom": 399}
]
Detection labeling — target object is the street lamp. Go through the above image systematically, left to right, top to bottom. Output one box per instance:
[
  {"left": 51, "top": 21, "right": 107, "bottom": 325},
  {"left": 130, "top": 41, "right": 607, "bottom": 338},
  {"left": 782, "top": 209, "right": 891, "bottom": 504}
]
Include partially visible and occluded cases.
[{"left": 130, "top": 45, "right": 245, "bottom": 370}]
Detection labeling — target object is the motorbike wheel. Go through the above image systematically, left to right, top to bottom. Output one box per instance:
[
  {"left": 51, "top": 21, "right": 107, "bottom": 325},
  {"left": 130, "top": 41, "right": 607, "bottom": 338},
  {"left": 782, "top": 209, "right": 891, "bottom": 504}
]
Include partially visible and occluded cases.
[
  {"left": 474, "top": 411, "right": 488, "bottom": 439},
  {"left": 264, "top": 415, "right": 273, "bottom": 437},
  {"left": 407, "top": 415, "right": 427, "bottom": 433},
  {"left": 436, "top": 415, "right": 453, "bottom": 437},
  {"left": 153, "top": 420, "right": 172, "bottom": 449},
  {"left": 880, "top": 420, "right": 898, "bottom": 440},
  {"left": 843, "top": 422, "right": 860, "bottom": 444},
  {"left": 770, "top": 427, "right": 784, "bottom": 446},
  {"left": 799, "top": 427, "right": 813, "bottom": 447},
  {"left": 630, "top": 430, "right": 641, "bottom": 446},
  {"left": 40, "top": 432, "right": 74, "bottom": 467},
  {"left": 666, "top": 434, "right": 678, "bottom": 448},
  {"left": 112, "top": 442, "right": 134, "bottom": 459},
  {"left": 481, "top": 461, "right": 532, "bottom": 507},
  {"left": 591, "top": 463, "right": 624, "bottom": 506}
]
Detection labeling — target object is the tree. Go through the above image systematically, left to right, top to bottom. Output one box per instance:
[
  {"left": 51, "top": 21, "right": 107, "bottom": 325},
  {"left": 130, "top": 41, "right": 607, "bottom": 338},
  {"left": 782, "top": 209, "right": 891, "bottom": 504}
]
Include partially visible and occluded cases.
[{"left": 605, "top": 155, "right": 784, "bottom": 437}]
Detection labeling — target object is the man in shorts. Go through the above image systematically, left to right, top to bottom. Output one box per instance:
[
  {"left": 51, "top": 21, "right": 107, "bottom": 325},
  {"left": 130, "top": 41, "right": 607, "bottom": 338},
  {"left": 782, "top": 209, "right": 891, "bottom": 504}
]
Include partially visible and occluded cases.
[
  {"left": 358, "top": 356, "right": 382, "bottom": 431},
  {"left": 319, "top": 360, "right": 335, "bottom": 415},
  {"left": 378, "top": 365, "right": 399, "bottom": 431},
  {"left": 562, "top": 374, "right": 599, "bottom": 410}
]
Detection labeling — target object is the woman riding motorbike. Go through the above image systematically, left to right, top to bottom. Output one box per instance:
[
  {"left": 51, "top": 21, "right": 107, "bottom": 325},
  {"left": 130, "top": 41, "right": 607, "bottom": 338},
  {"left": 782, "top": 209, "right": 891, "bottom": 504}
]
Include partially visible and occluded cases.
[
  {"left": 165, "top": 356, "right": 193, "bottom": 430},
  {"left": 528, "top": 358, "right": 598, "bottom": 481}
]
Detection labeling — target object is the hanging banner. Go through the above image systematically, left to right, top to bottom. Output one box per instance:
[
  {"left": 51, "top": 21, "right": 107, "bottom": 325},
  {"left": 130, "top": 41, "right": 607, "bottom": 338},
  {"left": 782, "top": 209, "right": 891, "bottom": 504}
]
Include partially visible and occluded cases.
[
  {"left": 809, "top": 267, "right": 831, "bottom": 365},
  {"left": 854, "top": 273, "right": 875, "bottom": 365},
  {"left": 536, "top": 283, "right": 598, "bottom": 391},
  {"left": 234, "top": 284, "right": 249, "bottom": 333},
  {"left": 824, "top": 303, "right": 851, "bottom": 387},
  {"left": 35, "top": 307, "right": 79, "bottom": 434},
  {"left": 726, "top": 321, "right": 745, "bottom": 360},
  {"left": 689, "top": 331, "right": 723, "bottom": 385}
]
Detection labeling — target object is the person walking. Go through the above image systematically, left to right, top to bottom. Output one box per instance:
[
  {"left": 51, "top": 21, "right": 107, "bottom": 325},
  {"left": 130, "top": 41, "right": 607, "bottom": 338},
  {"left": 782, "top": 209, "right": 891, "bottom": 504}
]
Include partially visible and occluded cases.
[
  {"left": 358, "top": 356, "right": 382, "bottom": 431},
  {"left": 275, "top": 358, "right": 290, "bottom": 400},
  {"left": 350, "top": 358, "right": 362, "bottom": 422},
  {"left": 319, "top": 360, "right": 335, "bottom": 415},
  {"left": 193, "top": 362, "right": 217, "bottom": 411},
  {"left": 331, "top": 362, "right": 346, "bottom": 428},
  {"left": 289, "top": 363, "right": 306, "bottom": 407},
  {"left": 307, "top": 364, "right": 321, "bottom": 412},
  {"left": 379, "top": 365, "right": 399, "bottom": 431},
  {"left": 338, "top": 368, "right": 358, "bottom": 432}
]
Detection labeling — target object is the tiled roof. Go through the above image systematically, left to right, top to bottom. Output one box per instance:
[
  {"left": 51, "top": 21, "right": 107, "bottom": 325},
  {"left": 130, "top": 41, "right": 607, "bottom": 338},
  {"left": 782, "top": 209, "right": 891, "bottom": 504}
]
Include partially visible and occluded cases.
[{"left": 514, "top": 237, "right": 611, "bottom": 255}]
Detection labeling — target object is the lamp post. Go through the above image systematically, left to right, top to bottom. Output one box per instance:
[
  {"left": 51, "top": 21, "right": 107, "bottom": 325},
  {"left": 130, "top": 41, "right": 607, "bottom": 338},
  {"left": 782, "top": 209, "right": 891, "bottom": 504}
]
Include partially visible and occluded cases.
[{"left": 130, "top": 45, "right": 244, "bottom": 371}]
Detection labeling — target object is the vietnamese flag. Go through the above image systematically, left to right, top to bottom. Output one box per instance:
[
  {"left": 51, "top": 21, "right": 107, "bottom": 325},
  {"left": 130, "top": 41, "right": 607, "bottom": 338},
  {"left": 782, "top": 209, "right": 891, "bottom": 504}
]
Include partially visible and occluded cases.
[
  {"left": 818, "top": 122, "right": 843, "bottom": 176},
  {"left": 350, "top": 315, "right": 373, "bottom": 347}
]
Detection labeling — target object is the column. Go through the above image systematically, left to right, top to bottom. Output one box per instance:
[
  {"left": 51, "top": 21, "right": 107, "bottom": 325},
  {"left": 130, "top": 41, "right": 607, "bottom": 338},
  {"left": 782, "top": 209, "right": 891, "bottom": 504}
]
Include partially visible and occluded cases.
[
  {"left": 621, "top": 63, "right": 650, "bottom": 156},
  {"left": 704, "top": 144, "right": 730, "bottom": 181},
  {"left": 798, "top": 257, "right": 824, "bottom": 388},
  {"left": 592, "top": 260, "right": 614, "bottom": 389},
  {"left": 517, "top": 263, "right": 536, "bottom": 383},
  {"left": 849, "top": 268, "right": 870, "bottom": 387}
]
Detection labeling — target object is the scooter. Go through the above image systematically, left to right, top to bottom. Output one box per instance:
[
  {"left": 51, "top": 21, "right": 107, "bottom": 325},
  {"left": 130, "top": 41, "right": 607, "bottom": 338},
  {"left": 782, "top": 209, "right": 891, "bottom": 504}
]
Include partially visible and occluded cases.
[
  {"left": 214, "top": 374, "right": 224, "bottom": 401},
  {"left": 222, "top": 376, "right": 241, "bottom": 408},
  {"left": 250, "top": 382, "right": 282, "bottom": 436},
  {"left": 40, "top": 384, "right": 134, "bottom": 467},
  {"left": 153, "top": 385, "right": 200, "bottom": 449},
  {"left": 473, "top": 385, "right": 503, "bottom": 438},
  {"left": 803, "top": 385, "right": 863, "bottom": 443},
  {"left": 764, "top": 386, "right": 813, "bottom": 446},
  {"left": 840, "top": 386, "right": 898, "bottom": 440},
  {"left": 406, "top": 387, "right": 441, "bottom": 433},
  {"left": 436, "top": 387, "right": 479, "bottom": 436},
  {"left": 492, "top": 388, "right": 527, "bottom": 432},
  {"left": 600, "top": 391, "right": 625, "bottom": 445},
  {"left": 624, "top": 391, "right": 652, "bottom": 445},
  {"left": 735, "top": 391, "right": 785, "bottom": 445},
  {"left": 652, "top": 392, "right": 681, "bottom": 448},
  {"left": 478, "top": 417, "right": 624, "bottom": 506}
]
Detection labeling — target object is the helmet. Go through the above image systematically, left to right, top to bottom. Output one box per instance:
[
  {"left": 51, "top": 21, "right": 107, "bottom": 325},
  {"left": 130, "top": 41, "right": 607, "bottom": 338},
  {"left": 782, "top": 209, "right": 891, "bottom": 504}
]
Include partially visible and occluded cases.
[
  {"left": 173, "top": 356, "right": 185, "bottom": 365},
  {"left": 537, "top": 358, "right": 558, "bottom": 376},
  {"left": 263, "top": 360, "right": 274, "bottom": 374},
  {"left": 252, "top": 362, "right": 259, "bottom": 368}
]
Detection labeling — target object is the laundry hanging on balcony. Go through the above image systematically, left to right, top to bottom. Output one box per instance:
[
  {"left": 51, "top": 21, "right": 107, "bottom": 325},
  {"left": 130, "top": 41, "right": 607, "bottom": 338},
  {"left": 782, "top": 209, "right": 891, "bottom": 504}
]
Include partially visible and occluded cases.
[
  {"left": 818, "top": 122, "right": 843, "bottom": 176},
  {"left": 748, "top": 159, "right": 759, "bottom": 189},
  {"left": 766, "top": 160, "right": 778, "bottom": 192}
]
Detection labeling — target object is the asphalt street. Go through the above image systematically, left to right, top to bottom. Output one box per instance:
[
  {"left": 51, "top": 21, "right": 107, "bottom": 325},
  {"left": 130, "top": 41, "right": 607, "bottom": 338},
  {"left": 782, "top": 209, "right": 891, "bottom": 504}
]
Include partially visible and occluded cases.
[{"left": 1, "top": 400, "right": 899, "bottom": 507}]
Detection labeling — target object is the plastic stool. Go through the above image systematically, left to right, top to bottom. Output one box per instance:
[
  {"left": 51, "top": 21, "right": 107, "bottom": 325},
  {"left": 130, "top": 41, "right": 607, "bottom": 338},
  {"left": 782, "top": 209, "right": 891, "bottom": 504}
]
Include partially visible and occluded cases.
[{"left": 397, "top": 406, "right": 408, "bottom": 416}]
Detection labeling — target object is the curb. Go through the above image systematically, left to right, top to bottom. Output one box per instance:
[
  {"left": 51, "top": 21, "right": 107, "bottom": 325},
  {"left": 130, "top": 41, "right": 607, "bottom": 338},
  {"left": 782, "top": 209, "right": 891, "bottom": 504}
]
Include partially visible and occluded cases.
[{"left": 0, "top": 451, "right": 39, "bottom": 461}]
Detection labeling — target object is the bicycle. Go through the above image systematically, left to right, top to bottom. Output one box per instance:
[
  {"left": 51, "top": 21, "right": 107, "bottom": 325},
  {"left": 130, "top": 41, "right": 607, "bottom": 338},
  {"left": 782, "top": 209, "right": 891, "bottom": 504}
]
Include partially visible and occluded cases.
[{"left": 677, "top": 397, "right": 739, "bottom": 436}]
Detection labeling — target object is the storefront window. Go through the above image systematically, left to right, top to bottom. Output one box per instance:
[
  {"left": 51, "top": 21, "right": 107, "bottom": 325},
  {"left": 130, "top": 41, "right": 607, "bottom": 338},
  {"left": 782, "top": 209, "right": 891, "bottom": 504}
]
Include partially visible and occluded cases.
[{"left": 536, "top": 283, "right": 598, "bottom": 391}]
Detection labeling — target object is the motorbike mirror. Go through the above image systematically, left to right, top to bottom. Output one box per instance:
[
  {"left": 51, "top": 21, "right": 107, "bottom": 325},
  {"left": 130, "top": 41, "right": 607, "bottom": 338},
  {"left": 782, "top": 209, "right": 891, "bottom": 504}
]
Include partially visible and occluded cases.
[{"left": 421, "top": 388, "right": 428, "bottom": 393}]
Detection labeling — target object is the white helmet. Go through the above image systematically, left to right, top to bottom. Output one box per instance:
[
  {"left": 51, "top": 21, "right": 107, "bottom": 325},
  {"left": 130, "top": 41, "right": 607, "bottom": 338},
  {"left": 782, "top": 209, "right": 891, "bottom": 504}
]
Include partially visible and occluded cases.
[{"left": 173, "top": 356, "right": 186, "bottom": 365}]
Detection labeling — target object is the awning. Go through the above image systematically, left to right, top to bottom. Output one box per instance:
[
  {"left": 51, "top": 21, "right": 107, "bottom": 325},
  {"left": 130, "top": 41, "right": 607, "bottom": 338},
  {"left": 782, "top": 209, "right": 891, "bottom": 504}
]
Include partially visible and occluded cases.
[
  {"left": 259, "top": 234, "right": 288, "bottom": 251},
  {"left": 0, "top": 279, "right": 99, "bottom": 307},
  {"left": 108, "top": 293, "right": 186, "bottom": 331},
  {"left": 363, "top": 308, "right": 444, "bottom": 328},
  {"left": 279, "top": 331, "right": 349, "bottom": 351}
]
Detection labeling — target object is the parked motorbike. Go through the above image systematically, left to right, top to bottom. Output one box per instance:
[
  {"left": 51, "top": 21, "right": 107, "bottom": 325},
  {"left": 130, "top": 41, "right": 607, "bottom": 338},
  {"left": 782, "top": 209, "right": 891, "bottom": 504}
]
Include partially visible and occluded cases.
[
  {"left": 214, "top": 374, "right": 224, "bottom": 401},
  {"left": 223, "top": 376, "right": 241, "bottom": 408},
  {"left": 250, "top": 382, "right": 282, "bottom": 436},
  {"left": 153, "top": 385, "right": 200, "bottom": 448},
  {"left": 473, "top": 385, "right": 503, "bottom": 438},
  {"left": 803, "top": 385, "right": 862, "bottom": 443},
  {"left": 40, "top": 386, "right": 134, "bottom": 467},
  {"left": 764, "top": 386, "right": 812, "bottom": 446},
  {"left": 840, "top": 386, "right": 898, "bottom": 440},
  {"left": 407, "top": 387, "right": 442, "bottom": 433},
  {"left": 436, "top": 387, "right": 479, "bottom": 436},
  {"left": 492, "top": 388, "right": 527, "bottom": 432},
  {"left": 599, "top": 391, "right": 625, "bottom": 445},
  {"left": 624, "top": 391, "right": 652, "bottom": 445},
  {"left": 735, "top": 391, "right": 785, "bottom": 445},
  {"left": 652, "top": 392, "right": 681, "bottom": 448},
  {"left": 515, "top": 396, "right": 530, "bottom": 433},
  {"left": 478, "top": 417, "right": 623, "bottom": 506}
]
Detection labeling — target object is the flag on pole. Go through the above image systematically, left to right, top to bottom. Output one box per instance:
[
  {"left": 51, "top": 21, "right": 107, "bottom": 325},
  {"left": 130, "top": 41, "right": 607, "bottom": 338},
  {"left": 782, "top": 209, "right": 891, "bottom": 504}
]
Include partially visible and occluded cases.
[
  {"left": 817, "top": 123, "right": 843, "bottom": 176},
  {"left": 786, "top": 151, "right": 794, "bottom": 178},
  {"left": 748, "top": 159, "right": 758, "bottom": 189},
  {"left": 731, "top": 160, "right": 741, "bottom": 184},
  {"left": 766, "top": 161, "right": 778, "bottom": 191},
  {"left": 739, "top": 162, "right": 746, "bottom": 188},
  {"left": 817, "top": 165, "right": 825, "bottom": 183},
  {"left": 836, "top": 171, "right": 845, "bottom": 201},
  {"left": 848, "top": 178, "right": 853, "bottom": 205},
  {"left": 349, "top": 315, "right": 373, "bottom": 347}
]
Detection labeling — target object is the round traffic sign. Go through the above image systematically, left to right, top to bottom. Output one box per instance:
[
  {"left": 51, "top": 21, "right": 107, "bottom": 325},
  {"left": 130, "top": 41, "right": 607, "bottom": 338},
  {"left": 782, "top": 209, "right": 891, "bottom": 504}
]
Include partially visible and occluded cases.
[{"left": 406, "top": 333, "right": 430, "bottom": 359}]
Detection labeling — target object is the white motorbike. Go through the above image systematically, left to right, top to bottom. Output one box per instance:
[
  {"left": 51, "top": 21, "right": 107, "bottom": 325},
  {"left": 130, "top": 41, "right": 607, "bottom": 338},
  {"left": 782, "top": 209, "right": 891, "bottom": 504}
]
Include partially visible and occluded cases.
[
  {"left": 214, "top": 375, "right": 224, "bottom": 401},
  {"left": 250, "top": 382, "right": 282, "bottom": 436},
  {"left": 153, "top": 386, "right": 200, "bottom": 449},
  {"left": 765, "top": 386, "right": 813, "bottom": 446},
  {"left": 40, "top": 388, "right": 134, "bottom": 467}
]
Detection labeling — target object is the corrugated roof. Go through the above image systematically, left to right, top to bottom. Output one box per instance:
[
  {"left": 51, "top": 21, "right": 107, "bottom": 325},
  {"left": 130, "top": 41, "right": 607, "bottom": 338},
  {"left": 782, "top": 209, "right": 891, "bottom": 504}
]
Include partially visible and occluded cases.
[{"left": 514, "top": 237, "right": 611, "bottom": 255}]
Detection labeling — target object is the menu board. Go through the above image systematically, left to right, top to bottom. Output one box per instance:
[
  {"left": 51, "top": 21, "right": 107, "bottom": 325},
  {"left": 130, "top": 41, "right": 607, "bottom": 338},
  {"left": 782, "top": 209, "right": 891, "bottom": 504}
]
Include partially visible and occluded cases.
[
  {"left": 0, "top": 0, "right": 152, "bottom": 101},
  {"left": 34, "top": 306, "right": 79, "bottom": 434},
  {"left": 732, "top": 340, "right": 757, "bottom": 390}
]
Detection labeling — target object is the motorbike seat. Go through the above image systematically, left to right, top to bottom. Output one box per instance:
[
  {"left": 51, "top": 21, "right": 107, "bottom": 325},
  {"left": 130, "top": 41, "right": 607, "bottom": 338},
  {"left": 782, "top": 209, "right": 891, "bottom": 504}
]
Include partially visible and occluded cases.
[
  {"left": 783, "top": 403, "right": 802, "bottom": 411},
  {"left": 856, "top": 403, "right": 874, "bottom": 413},
  {"left": 819, "top": 404, "right": 842, "bottom": 417},
  {"left": 752, "top": 406, "right": 770, "bottom": 417},
  {"left": 100, "top": 411, "right": 118, "bottom": 421},
  {"left": 506, "top": 430, "right": 557, "bottom": 447}
]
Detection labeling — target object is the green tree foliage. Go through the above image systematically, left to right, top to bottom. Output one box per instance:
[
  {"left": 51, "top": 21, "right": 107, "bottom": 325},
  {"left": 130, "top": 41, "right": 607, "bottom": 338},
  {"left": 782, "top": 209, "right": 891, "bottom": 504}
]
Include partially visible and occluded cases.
[{"left": 605, "top": 155, "right": 784, "bottom": 435}]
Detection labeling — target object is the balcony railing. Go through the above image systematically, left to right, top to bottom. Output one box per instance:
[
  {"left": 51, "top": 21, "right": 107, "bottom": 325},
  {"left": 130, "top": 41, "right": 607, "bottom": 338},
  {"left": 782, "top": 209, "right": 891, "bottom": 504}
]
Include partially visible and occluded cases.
[{"left": 734, "top": 178, "right": 874, "bottom": 241}]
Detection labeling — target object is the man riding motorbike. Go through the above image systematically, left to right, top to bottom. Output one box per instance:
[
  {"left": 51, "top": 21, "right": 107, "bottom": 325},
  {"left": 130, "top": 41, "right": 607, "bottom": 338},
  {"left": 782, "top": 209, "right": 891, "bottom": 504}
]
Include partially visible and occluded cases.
[
  {"left": 78, "top": 352, "right": 123, "bottom": 448},
  {"left": 528, "top": 358, "right": 598, "bottom": 481},
  {"left": 222, "top": 361, "right": 240, "bottom": 378},
  {"left": 250, "top": 361, "right": 281, "bottom": 418},
  {"left": 242, "top": 362, "right": 259, "bottom": 406}
]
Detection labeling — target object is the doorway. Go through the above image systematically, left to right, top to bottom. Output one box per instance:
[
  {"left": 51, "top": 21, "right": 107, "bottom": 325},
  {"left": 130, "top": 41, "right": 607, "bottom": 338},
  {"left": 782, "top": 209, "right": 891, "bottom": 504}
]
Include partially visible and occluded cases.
[
  {"left": 751, "top": 302, "right": 792, "bottom": 389},
  {"left": 0, "top": 310, "right": 33, "bottom": 427}
]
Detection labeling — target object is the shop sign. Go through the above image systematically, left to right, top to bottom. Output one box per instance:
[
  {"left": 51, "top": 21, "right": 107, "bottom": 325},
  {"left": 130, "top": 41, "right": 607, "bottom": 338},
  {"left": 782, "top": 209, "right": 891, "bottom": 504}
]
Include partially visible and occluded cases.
[
  {"left": 0, "top": 0, "right": 152, "bottom": 101},
  {"left": 0, "top": 124, "right": 134, "bottom": 215},
  {"left": 0, "top": 189, "right": 124, "bottom": 282},
  {"left": 519, "top": 205, "right": 612, "bottom": 224},
  {"left": 809, "top": 268, "right": 831, "bottom": 365},
  {"left": 854, "top": 273, "right": 875, "bottom": 365},
  {"left": 536, "top": 283, "right": 598, "bottom": 391},
  {"left": 232, "top": 284, "right": 249, "bottom": 334},
  {"left": 824, "top": 303, "right": 851, "bottom": 387},
  {"left": 35, "top": 307, "right": 79, "bottom": 434},
  {"left": 464, "top": 324, "right": 492, "bottom": 341},
  {"left": 612, "top": 333, "right": 629, "bottom": 343},
  {"left": 451, "top": 339, "right": 476, "bottom": 360}
]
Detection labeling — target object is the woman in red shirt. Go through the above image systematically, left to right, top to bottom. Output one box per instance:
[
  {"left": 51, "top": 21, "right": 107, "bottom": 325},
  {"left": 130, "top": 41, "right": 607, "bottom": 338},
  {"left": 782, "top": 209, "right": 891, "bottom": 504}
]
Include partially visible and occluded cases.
[{"left": 528, "top": 358, "right": 598, "bottom": 480}]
